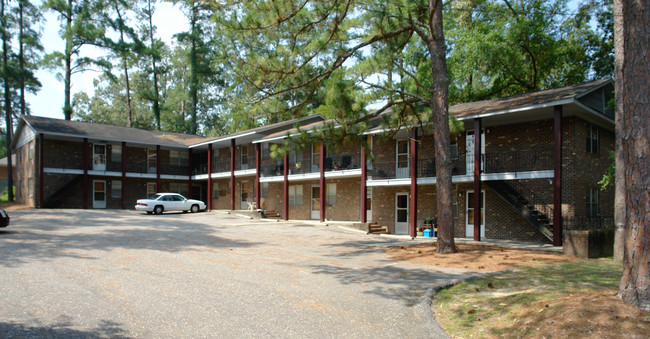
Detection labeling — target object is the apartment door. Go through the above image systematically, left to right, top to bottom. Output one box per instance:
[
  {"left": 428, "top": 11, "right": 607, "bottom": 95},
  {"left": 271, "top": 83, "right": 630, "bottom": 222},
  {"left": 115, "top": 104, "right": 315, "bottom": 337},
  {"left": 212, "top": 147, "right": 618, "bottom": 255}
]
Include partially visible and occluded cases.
[
  {"left": 465, "top": 131, "right": 485, "bottom": 175},
  {"left": 396, "top": 140, "right": 409, "bottom": 178},
  {"left": 93, "top": 144, "right": 106, "bottom": 171},
  {"left": 241, "top": 146, "right": 249, "bottom": 170},
  {"left": 93, "top": 180, "right": 106, "bottom": 208},
  {"left": 240, "top": 180, "right": 249, "bottom": 209},
  {"left": 311, "top": 185, "right": 320, "bottom": 219},
  {"left": 366, "top": 187, "right": 373, "bottom": 222},
  {"left": 465, "top": 190, "right": 485, "bottom": 238},
  {"left": 395, "top": 193, "right": 409, "bottom": 235}
]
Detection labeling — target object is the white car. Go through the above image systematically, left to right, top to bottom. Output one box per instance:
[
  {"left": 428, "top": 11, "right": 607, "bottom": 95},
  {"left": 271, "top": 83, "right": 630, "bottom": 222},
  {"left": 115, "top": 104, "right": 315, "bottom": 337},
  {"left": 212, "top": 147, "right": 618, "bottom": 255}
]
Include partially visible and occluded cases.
[{"left": 135, "top": 193, "right": 206, "bottom": 215}]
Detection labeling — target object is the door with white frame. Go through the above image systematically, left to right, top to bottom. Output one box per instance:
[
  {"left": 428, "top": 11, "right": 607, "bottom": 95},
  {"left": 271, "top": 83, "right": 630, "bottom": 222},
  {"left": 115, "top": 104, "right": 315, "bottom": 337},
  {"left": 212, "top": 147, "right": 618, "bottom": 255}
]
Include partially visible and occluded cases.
[
  {"left": 465, "top": 131, "right": 485, "bottom": 175},
  {"left": 396, "top": 140, "right": 409, "bottom": 178},
  {"left": 93, "top": 144, "right": 106, "bottom": 171},
  {"left": 93, "top": 180, "right": 106, "bottom": 208},
  {"left": 240, "top": 180, "right": 250, "bottom": 209},
  {"left": 311, "top": 186, "right": 320, "bottom": 219},
  {"left": 366, "top": 187, "right": 373, "bottom": 222},
  {"left": 465, "top": 190, "right": 485, "bottom": 238},
  {"left": 395, "top": 193, "right": 409, "bottom": 234}
]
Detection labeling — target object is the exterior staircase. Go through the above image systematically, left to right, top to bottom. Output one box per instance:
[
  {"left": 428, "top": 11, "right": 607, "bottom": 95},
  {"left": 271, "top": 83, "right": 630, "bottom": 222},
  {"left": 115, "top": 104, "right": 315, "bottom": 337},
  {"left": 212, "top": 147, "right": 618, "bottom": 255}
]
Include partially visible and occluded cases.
[
  {"left": 42, "top": 175, "right": 83, "bottom": 208},
  {"left": 486, "top": 180, "right": 554, "bottom": 242},
  {"left": 263, "top": 210, "right": 281, "bottom": 219},
  {"left": 368, "top": 222, "right": 389, "bottom": 234}
]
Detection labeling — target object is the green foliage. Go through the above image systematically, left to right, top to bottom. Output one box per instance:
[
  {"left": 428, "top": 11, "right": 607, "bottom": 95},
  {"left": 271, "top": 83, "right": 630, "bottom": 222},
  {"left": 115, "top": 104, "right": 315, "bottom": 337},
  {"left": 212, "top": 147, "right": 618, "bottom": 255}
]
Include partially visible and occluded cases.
[{"left": 599, "top": 151, "right": 615, "bottom": 190}]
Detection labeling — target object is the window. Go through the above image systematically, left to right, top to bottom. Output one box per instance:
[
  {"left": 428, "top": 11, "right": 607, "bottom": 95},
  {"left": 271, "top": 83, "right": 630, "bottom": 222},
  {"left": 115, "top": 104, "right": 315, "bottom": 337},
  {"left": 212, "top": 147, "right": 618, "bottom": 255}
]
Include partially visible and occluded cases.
[
  {"left": 586, "top": 124, "right": 599, "bottom": 154},
  {"left": 366, "top": 135, "right": 373, "bottom": 170},
  {"left": 450, "top": 138, "right": 458, "bottom": 160},
  {"left": 28, "top": 142, "right": 34, "bottom": 160},
  {"left": 312, "top": 142, "right": 321, "bottom": 171},
  {"left": 261, "top": 143, "right": 270, "bottom": 159},
  {"left": 112, "top": 145, "right": 122, "bottom": 162},
  {"left": 241, "top": 145, "right": 248, "bottom": 168},
  {"left": 147, "top": 149, "right": 157, "bottom": 173},
  {"left": 170, "top": 150, "right": 188, "bottom": 166},
  {"left": 28, "top": 178, "right": 34, "bottom": 197},
  {"left": 112, "top": 180, "right": 122, "bottom": 198},
  {"left": 147, "top": 182, "right": 157, "bottom": 198},
  {"left": 170, "top": 182, "right": 189, "bottom": 196},
  {"left": 212, "top": 182, "right": 219, "bottom": 199},
  {"left": 261, "top": 182, "right": 269, "bottom": 198},
  {"left": 326, "top": 183, "right": 336, "bottom": 206},
  {"left": 289, "top": 185, "right": 303, "bottom": 206},
  {"left": 586, "top": 187, "right": 599, "bottom": 218}
]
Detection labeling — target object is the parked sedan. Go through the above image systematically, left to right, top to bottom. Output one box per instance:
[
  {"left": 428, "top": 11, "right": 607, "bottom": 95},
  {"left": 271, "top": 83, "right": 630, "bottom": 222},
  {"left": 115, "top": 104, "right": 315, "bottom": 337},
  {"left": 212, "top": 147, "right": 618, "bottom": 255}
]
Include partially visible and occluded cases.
[
  {"left": 135, "top": 193, "right": 206, "bottom": 215},
  {"left": 0, "top": 209, "right": 9, "bottom": 227}
]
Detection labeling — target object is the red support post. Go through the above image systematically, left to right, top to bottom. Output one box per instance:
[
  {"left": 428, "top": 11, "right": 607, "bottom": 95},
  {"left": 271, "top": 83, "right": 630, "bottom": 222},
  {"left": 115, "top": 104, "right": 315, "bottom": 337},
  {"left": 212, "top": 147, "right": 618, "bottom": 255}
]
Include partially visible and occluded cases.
[
  {"left": 553, "top": 106, "right": 563, "bottom": 246},
  {"left": 473, "top": 118, "right": 482, "bottom": 241},
  {"left": 409, "top": 128, "right": 418, "bottom": 238},
  {"left": 39, "top": 134, "right": 44, "bottom": 208},
  {"left": 83, "top": 138, "right": 88, "bottom": 209},
  {"left": 230, "top": 139, "right": 236, "bottom": 210},
  {"left": 121, "top": 142, "right": 126, "bottom": 209},
  {"left": 319, "top": 142, "right": 326, "bottom": 222},
  {"left": 255, "top": 143, "right": 261, "bottom": 210},
  {"left": 207, "top": 144, "right": 213, "bottom": 211},
  {"left": 360, "top": 144, "right": 367, "bottom": 223},
  {"left": 156, "top": 145, "right": 161, "bottom": 193},
  {"left": 188, "top": 148, "right": 193, "bottom": 199},
  {"left": 283, "top": 153, "right": 289, "bottom": 220}
]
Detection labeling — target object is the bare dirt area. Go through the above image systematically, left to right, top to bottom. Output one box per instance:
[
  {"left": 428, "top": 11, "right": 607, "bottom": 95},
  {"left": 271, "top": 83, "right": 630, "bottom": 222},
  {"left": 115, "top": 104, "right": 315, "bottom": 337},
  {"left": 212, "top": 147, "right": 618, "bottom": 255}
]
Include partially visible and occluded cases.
[
  {"left": 0, "top": 203, "right": 33, "bottom": 210},
  {"left": 385, "top": 243, "right": 576, "bottom": 271},
  {"left": 387, "top": 243, "right": 650, "bottom": 338}
]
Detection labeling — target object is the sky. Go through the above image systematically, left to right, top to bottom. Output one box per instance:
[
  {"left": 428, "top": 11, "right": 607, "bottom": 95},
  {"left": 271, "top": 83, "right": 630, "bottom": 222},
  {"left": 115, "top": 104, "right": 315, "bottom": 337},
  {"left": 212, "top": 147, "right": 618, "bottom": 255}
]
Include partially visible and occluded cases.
[{"left": 26, "top": 2, "right": 188, "bottom": 120}]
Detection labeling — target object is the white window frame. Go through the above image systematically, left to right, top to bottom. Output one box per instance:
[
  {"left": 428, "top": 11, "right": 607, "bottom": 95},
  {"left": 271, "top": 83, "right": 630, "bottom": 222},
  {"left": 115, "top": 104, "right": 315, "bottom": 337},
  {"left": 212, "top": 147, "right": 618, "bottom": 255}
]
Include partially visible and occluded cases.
[
  {"left": 112, "top": 144, "right": 122, "bottom": 162},
  {"left": 111, "top": 180, "right": 122, "bottom": 198},
  {"left": 261, "top": 182, "right": 269, "bottom": 198},
  {"left": 326, "top": 183, "right": 336, "bottom": 206},
  {"left": 289, "top": 185, "right": 303, "bottom": 206}
]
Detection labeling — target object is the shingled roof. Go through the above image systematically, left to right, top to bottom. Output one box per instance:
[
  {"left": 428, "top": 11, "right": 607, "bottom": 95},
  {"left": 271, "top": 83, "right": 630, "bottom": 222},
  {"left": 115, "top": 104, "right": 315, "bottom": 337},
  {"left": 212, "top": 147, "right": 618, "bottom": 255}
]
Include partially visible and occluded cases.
[
  {"left": 449, "top": 78, "right": 612, "bottom": 119},
  {"left": 21, "top": 116, "right": 208, "bottom": 147}
]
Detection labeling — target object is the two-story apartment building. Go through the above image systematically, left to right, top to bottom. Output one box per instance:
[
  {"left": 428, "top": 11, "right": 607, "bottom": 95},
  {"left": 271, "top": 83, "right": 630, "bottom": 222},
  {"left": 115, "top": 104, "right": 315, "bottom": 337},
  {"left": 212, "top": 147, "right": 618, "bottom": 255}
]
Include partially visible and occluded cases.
[{"left": 12, "top": 79, "right": 614, "bottom": 245}]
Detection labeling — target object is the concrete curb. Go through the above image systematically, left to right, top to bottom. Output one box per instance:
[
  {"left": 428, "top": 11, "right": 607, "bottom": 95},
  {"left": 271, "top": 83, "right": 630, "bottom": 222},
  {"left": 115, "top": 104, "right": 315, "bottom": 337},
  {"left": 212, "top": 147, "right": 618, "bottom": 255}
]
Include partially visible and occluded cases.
[{"left": 419, "top": 270, "right": 511, "bottom": 338}]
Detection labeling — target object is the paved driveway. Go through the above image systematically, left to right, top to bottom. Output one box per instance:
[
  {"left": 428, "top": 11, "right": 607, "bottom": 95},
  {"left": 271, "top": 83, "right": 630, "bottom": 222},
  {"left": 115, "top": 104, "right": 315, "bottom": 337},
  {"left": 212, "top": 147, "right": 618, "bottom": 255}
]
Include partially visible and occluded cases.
[{"left": 0, "top": 210, "right": 478, "bottom": 338}]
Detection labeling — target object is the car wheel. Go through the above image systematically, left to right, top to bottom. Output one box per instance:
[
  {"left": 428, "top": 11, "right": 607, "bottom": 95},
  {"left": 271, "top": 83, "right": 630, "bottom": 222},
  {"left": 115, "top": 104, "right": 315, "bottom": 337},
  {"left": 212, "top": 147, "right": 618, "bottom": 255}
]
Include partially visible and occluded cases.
[
  {"left": 191, "top": 204, "right": 199, "bottom": 213},
  {"left": 154, "top": 205, "right": 164, "bottom": 215}
]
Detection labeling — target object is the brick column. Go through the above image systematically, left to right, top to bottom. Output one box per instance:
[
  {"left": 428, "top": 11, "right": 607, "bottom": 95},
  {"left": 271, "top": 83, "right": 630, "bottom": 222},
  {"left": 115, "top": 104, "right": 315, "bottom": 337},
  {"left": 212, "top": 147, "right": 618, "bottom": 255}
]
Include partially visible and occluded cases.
[
  {"left": 553, "top": 106, "right": 563, "bottom": 246},
  {"left": 473, "top": 118, "right": 482, "bottom": 241},
  {"left": 409, "top": 128, "right": 417, "bottom": 238},
  {"left": 39, "top": 134, "right": 44, "bottom": 208},
  {"left": 83, "top": 138, "right": 88, "bottom": 209},
  {"left": 230, "top": 140, "right": 236, "bottom": 210},
  {"left": 121, "top": 142, "right": 126, "bottom": 209},
  {"left": 320, "top": 142, "right": 326, "bottom": 222},
  {"left": 255, "top": 143, "right": 261, "bottom": 209},
  {"left": 360, "top": 144, "right": 367, "bottom": 223},
  {"left": 156, "top": 145, "right": 161, "bottom": 193},
  {"left": 207, "top": 145, "right": 213, "bottom": 210},
  {"left": 188, "top": 148, "right": 193, "bottom": 199},
  {"left": 283, "top": 153, "right": 289, "bottom": 220}
]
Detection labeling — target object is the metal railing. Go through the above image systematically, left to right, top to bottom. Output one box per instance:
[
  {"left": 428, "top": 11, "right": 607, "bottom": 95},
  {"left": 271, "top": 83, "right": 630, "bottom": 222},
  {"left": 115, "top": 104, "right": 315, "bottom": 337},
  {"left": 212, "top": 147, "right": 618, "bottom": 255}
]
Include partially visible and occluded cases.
[
  {"left": 483, "top": 148, "right": 553, "bottom": 173},
  {"left": 324, "top": 153, "right": 361, "bottom": 171},
  {"left": 508, "top": 179, "right": 554, "bottom": 219},
  {"left": 563, "top": 216, "right": 614, "bottom": 230}
]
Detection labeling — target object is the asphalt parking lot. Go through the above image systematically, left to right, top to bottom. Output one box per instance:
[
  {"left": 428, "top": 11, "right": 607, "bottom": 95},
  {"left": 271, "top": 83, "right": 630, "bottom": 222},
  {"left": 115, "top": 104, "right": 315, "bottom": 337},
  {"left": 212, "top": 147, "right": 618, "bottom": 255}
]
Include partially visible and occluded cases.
[{"left": 0, "top": 209, "right": 479, "bottom": 338}]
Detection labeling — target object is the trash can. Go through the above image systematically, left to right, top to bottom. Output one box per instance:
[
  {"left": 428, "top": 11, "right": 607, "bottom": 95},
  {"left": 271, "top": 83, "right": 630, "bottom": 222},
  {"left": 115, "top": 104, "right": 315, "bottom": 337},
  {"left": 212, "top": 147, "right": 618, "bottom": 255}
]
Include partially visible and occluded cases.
[{"left": 423, "top": 228, "right": 433, "bottom": 237}]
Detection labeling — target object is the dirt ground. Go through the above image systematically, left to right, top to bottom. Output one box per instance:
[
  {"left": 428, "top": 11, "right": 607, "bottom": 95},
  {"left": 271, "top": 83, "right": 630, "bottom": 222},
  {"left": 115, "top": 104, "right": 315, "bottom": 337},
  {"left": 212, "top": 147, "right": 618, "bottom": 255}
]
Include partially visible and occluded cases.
[
  {"left": 385, "top": 243, "right": 576, "bottom": 271},
  {"left": 387, "top": 243, "right": 650, "bottom": 339}
]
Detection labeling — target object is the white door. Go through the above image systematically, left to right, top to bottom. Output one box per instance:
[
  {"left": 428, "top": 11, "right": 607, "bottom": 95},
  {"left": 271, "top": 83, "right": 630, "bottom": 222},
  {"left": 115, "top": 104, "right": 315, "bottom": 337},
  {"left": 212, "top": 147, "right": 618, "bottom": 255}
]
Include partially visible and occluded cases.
[
  {"left": 465, "top": 131, "right": 485, "bottom": 174},
  {"left": 396, "top": 140, "right": 409, "bottom": 178},
  {"left": 93, "top": 144, "right": 106, "bottom": 171},
  {"left": 93, "top": 180, "right": 106, "bottom": 208},
  {"left": 240, "top": 181, "right": 249, "bottom": 209},
  {"left": 311, "top": 186, "right": 320, "bottom": 219},
  {"left": 366, "top": 187, "right": 373, "bottom": 222},
  {"left": 465, "top": 190, "right": 485, "bottom": 238},
  {"left": 395, "top": 193, "right": 409, "bottom": 234}
]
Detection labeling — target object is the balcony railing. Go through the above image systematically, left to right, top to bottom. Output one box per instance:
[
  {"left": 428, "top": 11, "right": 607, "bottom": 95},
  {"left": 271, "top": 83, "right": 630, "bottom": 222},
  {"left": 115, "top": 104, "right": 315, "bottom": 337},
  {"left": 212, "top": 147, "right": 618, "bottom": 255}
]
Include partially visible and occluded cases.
[
  {"left": 483, "top": 148, "right": 553, "bottom": 173},
  {"left": 324, "top": 154, "right": 361, "bottom": 171},
  {"left": 44, "top": 156, "right": 84, "bottom": 171},
  {"left": 564, "top": 216, "right": 614, "bottom": 230}
]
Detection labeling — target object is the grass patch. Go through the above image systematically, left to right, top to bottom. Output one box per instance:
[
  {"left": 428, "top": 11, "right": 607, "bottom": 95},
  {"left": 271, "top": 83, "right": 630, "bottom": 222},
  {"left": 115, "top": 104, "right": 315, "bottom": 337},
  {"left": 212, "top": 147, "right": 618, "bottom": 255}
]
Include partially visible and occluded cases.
[
  {"left": 0, "top": 186, "right": 15, "bottom": 203},
  {"left": 434, "top": 259, "right": 628, "bottom": 338}
]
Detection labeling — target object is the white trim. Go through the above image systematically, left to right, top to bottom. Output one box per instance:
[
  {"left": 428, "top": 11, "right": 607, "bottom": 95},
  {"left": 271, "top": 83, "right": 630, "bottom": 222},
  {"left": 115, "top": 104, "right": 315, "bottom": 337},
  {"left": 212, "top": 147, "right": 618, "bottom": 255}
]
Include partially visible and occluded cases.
[
  {"left": 455, "top": 99, "right": 575, "bottom": 121},
  {"left": 32, "top": 131, "right": 189, "bottom": 149},
  {"left": 190, "top": 131, "right": 257, "bottom": 148},
  {"left": 366, "top": 170, "right": 554, "bottom": 186},
  {"left": 465, "top": 189, "right": 485, "bottom": 238}
]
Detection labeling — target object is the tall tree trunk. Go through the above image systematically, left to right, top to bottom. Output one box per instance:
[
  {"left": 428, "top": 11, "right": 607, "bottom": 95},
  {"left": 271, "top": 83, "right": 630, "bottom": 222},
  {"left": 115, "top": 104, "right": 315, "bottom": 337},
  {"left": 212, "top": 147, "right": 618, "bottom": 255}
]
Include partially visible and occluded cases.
[
  {"left": 2, "top": 0, "right": 14, "bottom": 202},
  {"left": 19, "top": 0, "right": 26, "bottom": 116},
  {"left": 63, "top": 0, "right": 73, "bottom": 120},
  {"left": 147, "top": 0, "right": 160, "bottom": 130},
  {"left": 428, "top": 0, "right": 455, "bottom": 254},
  {"left": 614, "top": 0, "right": 650, "bottom": 311},
  {"left": 115, "top": 6, "right": 132, "bottom": 128}
]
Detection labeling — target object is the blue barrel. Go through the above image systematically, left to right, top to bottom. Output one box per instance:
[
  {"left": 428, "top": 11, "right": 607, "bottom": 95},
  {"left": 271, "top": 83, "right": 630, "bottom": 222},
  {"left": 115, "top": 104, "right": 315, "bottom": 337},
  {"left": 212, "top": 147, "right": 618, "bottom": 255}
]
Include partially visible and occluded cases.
[{"left": 424, "top": 229, "right": 433, "bottom": 237}]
